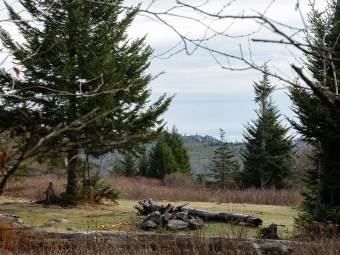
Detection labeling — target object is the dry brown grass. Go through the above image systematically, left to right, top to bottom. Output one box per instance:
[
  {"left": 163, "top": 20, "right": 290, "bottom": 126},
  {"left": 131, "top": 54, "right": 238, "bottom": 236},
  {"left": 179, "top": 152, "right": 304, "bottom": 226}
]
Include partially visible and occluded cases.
[
  {"left": 2, "top": 173, "right": 303, "bottom": 207},
  {"left": 3, "top": 174, "right": 65, "bottom": 201},
  {"left": 0, "top": 219, "right": 16, "bottom": 251},
  {"left": 0, "top": 228, "right": 339, "bottom": 255}
]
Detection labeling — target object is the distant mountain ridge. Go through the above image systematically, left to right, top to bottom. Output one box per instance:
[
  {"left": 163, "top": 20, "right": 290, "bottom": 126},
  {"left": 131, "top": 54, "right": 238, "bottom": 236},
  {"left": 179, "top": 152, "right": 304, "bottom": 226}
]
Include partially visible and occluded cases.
[{"left": 182, "top": 134, "right": 220, "bottom": 144}]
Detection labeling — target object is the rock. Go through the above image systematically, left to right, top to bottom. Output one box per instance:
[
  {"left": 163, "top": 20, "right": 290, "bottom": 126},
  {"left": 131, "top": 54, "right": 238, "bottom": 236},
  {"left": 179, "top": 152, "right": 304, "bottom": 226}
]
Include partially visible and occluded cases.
[
  {"left": 148, "top": 211, "right": 162, "bottom": 225},
  {"left": 0, "top": 214, "right": 24, "bottom": 228},
  {"left": 53, "top": 218, "right": 69, "bottom": 223},
  {"left": 142, "top": 220, "right": 157, "bottom": 230},
  {"left": 166, "top": 220, "right": 188, "bottom": 230},
  {"left": 41, "top": 222, "right": 57, "bottom": 228}
]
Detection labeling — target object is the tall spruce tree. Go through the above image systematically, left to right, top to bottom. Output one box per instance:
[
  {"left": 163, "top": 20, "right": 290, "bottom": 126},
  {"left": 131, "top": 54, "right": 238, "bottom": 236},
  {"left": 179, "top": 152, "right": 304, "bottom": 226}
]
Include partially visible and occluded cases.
[
  {"left": 0, "top": 1, "right": 172, "bottom": 200},
  {"left": 289, "top": 1, "right": 340, "bottom": 224},
  {"left": 235, "top": 64, "right": 294, "bottom": 190},
  {"left": 207, "top": 128, "right": 239, "bottom": 189}
]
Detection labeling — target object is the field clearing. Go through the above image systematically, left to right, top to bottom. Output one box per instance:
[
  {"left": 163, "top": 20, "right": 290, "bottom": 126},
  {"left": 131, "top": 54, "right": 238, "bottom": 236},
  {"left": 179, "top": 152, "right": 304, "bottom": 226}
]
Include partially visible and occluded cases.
[
  {"left": 2, "top": 176, "right": 340, "bottom": 254},
  {"left": 0, "top": 198, "right": 299, "bottom": 238}
]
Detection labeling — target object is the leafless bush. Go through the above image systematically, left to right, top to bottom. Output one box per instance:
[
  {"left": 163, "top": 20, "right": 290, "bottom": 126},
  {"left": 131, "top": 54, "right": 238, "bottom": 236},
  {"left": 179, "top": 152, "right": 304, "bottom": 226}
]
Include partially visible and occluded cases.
[
  {"left": 290, "top": 145, "right": 314, "bottom": 189},
  {"left": 29, "top": 161, "right": 48, "bottom": 176},
  {"left": 163, "top": 172, "right": 201, "bottom": 189}
]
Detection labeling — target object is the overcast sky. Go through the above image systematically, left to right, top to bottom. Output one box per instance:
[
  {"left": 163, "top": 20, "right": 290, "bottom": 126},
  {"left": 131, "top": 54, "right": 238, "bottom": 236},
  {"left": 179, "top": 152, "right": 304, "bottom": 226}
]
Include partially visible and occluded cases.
[
  {"left": 0, "top": 0, "right": 327, "bottom": 141},
  {"left": 121, "top": 0, "right": 325, "bottom": 141},
  {"left": 124, "top": 0, "right": 327, "bottom": 140}
]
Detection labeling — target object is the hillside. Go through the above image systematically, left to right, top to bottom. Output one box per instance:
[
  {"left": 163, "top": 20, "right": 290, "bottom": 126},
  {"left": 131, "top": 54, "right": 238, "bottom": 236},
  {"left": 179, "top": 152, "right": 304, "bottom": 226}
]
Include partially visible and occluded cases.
[{"left": 182, "top": 134, "right": 243, "bottom": 176}]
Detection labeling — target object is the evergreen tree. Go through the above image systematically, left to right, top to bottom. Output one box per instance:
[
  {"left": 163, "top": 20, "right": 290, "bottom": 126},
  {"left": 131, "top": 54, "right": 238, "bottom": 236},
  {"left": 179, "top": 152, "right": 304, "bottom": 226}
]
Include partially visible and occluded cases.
[
  {"left": 0, "top": 1, "right": 172, "bottom": 200},
  {"left": 289, "top": 1, "right": 340, "bottom": 224},
  {"left": 235, "top": 64, "right": 294, "bottom": 190},
  {"left": 163, "top": 126, "right": 191, "bottom": 174},
  {"left": 147, "top": 127, "right": 191, "bottom": 178},
  {"left": 207, "top": 128, "right": 239, "bottom": 189},
  {"left": 148, "top": 136, "right": 179, "bottom": 178},
  {"left": 120, "top": 152, "right": 137, "bottom": 177},
  {"left": 138, "top": 153, "right": 149, "bottom": 176},
  {"left": 110, "top": 157, "right": 123, "bottom": 175}
]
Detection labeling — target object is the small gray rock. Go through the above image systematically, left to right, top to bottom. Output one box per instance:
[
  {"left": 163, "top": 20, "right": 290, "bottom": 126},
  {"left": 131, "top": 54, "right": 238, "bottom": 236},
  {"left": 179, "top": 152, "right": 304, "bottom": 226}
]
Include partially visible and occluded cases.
[
  {"left": 148, "top": 211, "right": 161, "bottom": 225},
  {"left": 142, "top": 220, "right": 157, "bottom": 230},
  {"left": 41, "top": 222, "right": 56, "bottom": 228}
]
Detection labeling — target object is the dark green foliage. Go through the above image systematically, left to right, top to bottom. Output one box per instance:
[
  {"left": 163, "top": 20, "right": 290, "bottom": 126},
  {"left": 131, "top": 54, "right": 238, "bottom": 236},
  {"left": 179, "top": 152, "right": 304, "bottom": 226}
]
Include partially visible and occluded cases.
[
  {"left": 0, "top": 0, "right": 172, "bottom": 201},
  {"left": 290, "top": 0, "right": 340, "bottom": 225},
  {"left": 235, "top": 64, "right": 294, "bottom": 190},
  {"left": 163, "top": 126, "right": 191, "bottom": 174},
  {"left": 147, "top": 127, "right": 191, "bottom": 179},
  {"left": 207, "top": 129, "right": 239, "bottom": 189},
  {"left": 148, "top": 136, "right": 179, "bottom": 178},
  {"left": 120, "top": 152, "right": 137, "bottom": 176},
  {"left": 138, "top": 153, "right": 149, "bottom": 176},
  {"left": 110, "top": 157, "right": 123, "bottom": 175},
  {"left": 61, "top": 173, "right": 120, "bottom": 204},
  {"left": 196, "top": 173, "right": 206, "bottom": 184},
  {"left": 60, "top": 185, "right": 79, "bottom": 205}
]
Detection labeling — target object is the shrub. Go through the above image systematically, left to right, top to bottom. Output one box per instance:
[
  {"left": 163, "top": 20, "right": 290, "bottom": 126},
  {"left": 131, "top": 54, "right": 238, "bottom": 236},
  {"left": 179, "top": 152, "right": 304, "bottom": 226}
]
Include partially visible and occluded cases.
[
  {"left": 80, "top": 174, "right": 120, "bottom": 204},
  {"left": 0, "top": 219, "right": 16, "bottom": 251}
]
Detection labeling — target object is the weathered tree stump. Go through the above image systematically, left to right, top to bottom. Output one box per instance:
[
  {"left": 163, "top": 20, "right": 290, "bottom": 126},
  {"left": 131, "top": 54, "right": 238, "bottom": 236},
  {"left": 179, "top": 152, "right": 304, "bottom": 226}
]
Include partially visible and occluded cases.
[
  {"left": 44, "top": 182, "right": 59, "bottom": 204},
  {"left": 260, "top": 224, "right": 285, "bottom": 239}
]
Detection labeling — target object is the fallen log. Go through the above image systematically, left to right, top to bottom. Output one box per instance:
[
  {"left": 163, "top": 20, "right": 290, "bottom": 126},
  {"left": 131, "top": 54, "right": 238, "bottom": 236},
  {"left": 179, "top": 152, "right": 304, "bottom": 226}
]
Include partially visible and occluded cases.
[
  {"left": 134, "top": 199, "right": 263, "bottom": 229},
  {"left": 180, "top": 207, "right": 263, "bottom": 227}
]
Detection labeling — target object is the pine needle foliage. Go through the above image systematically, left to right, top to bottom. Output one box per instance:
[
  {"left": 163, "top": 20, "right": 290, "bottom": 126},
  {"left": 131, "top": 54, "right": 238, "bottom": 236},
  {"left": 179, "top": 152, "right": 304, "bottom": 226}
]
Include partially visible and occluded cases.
[
  {"left": 0, "top": 0, "right": 172, "bottom": 201},
  {"left": 289, "top": 1, "right": 340, "bottom": 224},
  {"left": 235, "top": 64, "right": 294, "bottom": 190},
  {"left": 147, "top": 127, "right": 191, "bottom": 179},
  {"left": 207, "top": 128, "right": 240, "bottom": 189}
]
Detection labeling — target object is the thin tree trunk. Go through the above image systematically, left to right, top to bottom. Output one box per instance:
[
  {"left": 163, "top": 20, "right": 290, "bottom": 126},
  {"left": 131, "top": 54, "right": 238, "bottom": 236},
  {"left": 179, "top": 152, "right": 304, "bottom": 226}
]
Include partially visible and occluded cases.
[{"left": 66, "top": 134, "right": 78, "bottom": 196}]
